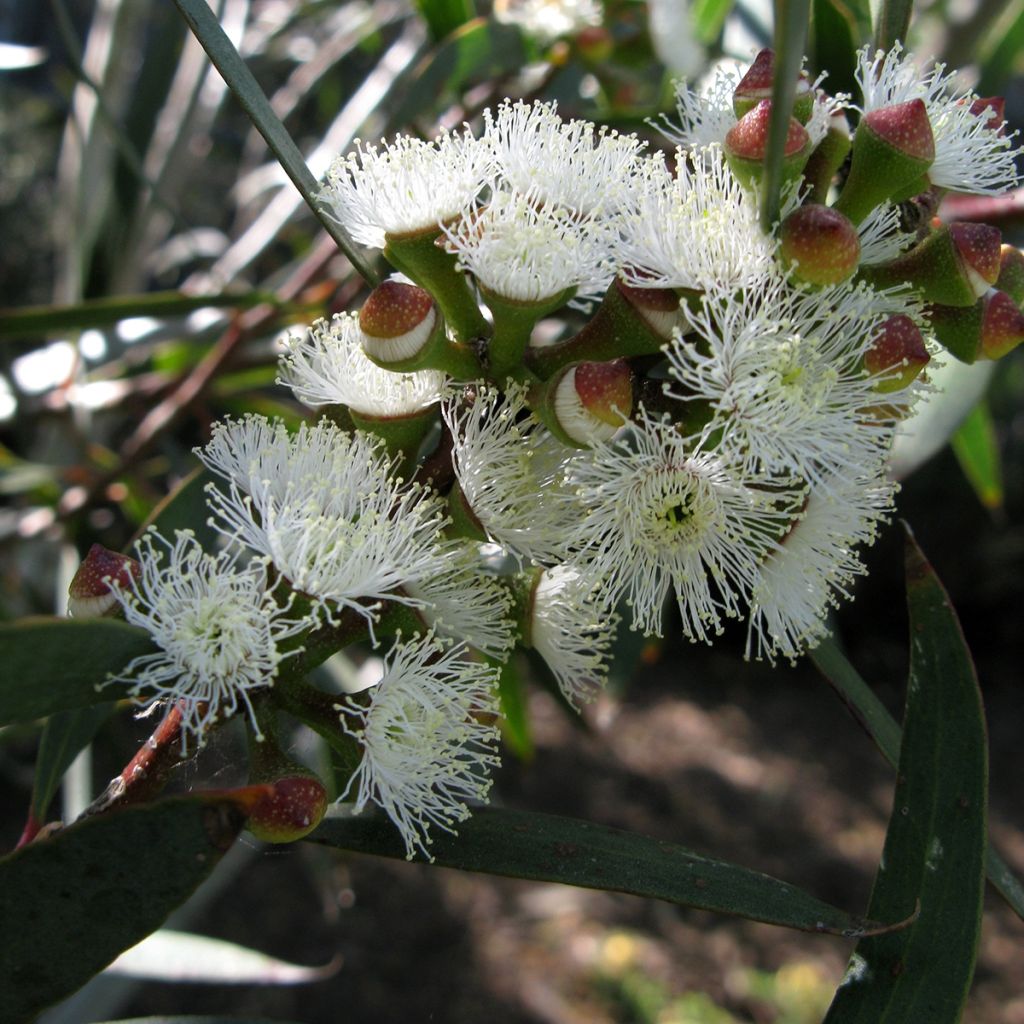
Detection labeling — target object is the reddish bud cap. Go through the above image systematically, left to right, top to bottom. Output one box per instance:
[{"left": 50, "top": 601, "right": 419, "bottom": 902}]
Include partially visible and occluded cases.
[
  {"left": 575, "top": 26, "right": 614, "bottom": 62},
  {"left": 969, "top": 96, "right": 1005, "bottom": 134},
  {"left": 863, "top": 99, "right": 935, "bottom": 162},
  {"left": 725, "top": 100, "right": 809, "bottom": 161},
  {"left": 779, "top": 204, "right": 860, "bottom": 286},
  {"left": 950, "top": 222, "right": 1002, "bottom": 291},
  {"left": 996, "top": 244, "right": 1024, "bottom": 306},
  {"left": 617, "top": 280, "right": 680, "bottom": 338},
  {"left": 359, "top": 281, "right": 435, "bottom": 339},
  {"left": 981, "top": 289, "right": 1024, "bottom": 360},
  {"left": 864, "top": 314, "right": 930, "bottom": 391},
  {"left": 553, "top": 360, "right": 632, "bottom": 445},
  {"left": 68, "top": 544, "right": 141, "bottom": 618},
  {"left": 247, "top": 775, "right": 329, "bottom": 844}
]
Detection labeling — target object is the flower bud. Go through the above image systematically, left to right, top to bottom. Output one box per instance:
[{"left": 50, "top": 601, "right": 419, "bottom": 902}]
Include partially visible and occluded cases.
[
  {"left": 575, "top": 25, "right": 614, "bottom": 63},
  {"left": 732, "top": 49, "right": 814, "bottom": 123},
  {"left": 969, "top": 96, "right": 1006, "bottom": 134},
  {"left": 833, "top": 99, "right": 935, "bottom": 224},
  {"left": 724, "top": 100, "right": 811, "bottom": 192},
  {"left": 779, "top": 204, "right": 860, "bottom": 286},
  {"left": 859, "top": 222, "right": 1001, "bottom": 307},
  {"left": 996, "top": 244, "right": 1024, "bottom": 307},
  {"left": 359, "top": 281, "right": 438, "bottom": 364},
  {"left": 617, "top": 281, "right": 682, "bottom": 339},
  {"left": 929, "top": 289, "right": 1024, "bottom": 363},
  {"left": 863, "top": 314, "right": 930, "bottom": 390},
  {"left": 535, "top": 360, "right": 632, "bottom": 446},
  {"left": 68, "top": 544, "right": 141, "bottom": 618},
  {"left": 247, "top": 775, "right": 329, "bottom": 844}
]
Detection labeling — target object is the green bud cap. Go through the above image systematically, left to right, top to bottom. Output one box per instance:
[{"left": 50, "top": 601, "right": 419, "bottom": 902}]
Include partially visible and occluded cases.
[
  {"left": 833, "top": 99, "right": 935, "bottom": 224},
  {"left": 724, "top": 100, "right": 810, "bottom": 191},
  {"left": 802, "top": 107, "right": 852, "bottom": 203},
  {"left": 779, "top": 204, "right": 860, "bottom": 286},
  {"left": 996, "top": 244, "right": 1024, "bottom": 307},
  {"left": 864, "top": 314, "right": 930, "bottom": 390},
  {"left": 68, "top": 544, "right": 141, "bottom": 618},
  {"left": 247, "top": 775, "right": 329, "bottom": 844}
]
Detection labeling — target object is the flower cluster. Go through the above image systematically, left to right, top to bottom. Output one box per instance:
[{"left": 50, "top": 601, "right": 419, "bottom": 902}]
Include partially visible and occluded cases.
[{"left": 83, "top": 43, "right": 1023, "bottom": 856}]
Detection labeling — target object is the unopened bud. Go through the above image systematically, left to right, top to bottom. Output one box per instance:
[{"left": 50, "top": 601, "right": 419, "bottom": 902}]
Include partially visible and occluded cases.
[
  {"left": 575, "top": 25, "right": 613, "bottom": 63},
  {"left": 732, "top": 49, "right": 813, "bottom": 122},
  {"left": 833, "top": 99, "right": 935, "bottom": 224},
  {"left": 724, "top": 100, "right": 811, "bottom": 191},
  {"left": 779, "top": 204, "right": 860, "bottom": 286},
  {"left": 996, "top": 244, "right": 1024, "bottom": 307},
  {"left": 359, "top": 281, "right": 438, "bottom": 365},
  {"left": 616, "top": 281, "right": 682, "bottom": 339},
  {"left": 929, "top": 289, "right": 1024, "bottom": 363},
  {"left": 864, "top": 315, "right": 930, "bottom": 390},
  {"left": 553, "top": 361, "right": 633, "bottom": 445},
  {"left": 68, "top": 544, "right": 141, "bottom": 618},
  {"left": 247, "top": 774, "right": 329, "bottom": 844}
]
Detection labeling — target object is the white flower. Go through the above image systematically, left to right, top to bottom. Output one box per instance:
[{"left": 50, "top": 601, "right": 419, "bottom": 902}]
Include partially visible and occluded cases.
[
  {"left": 493, "top": 0, "right": 601, "bottom": 45},
  {"left": 856, "top": 44, "right": 1021, "bottom": 195},
  {"left": 483, "top": 100, "right": 645, "bottom": 216},
  {"left": 320, "top": 129, "right": 491, "bottom": 249},
  {"left": 613, "top": 147, "right": 777, "bottom": 292},
  {"left": 441, "top": 186, "right": 614, "bottom": 306},
  {"left": 857, "top": 202, "right": 916, "bottom": 266},
  {"left": 668, "top": 276, "right": 924, "bottom": 488},
  {"left": 279, "top": 313, "right": 448, "bottom": 417},
  {"left": 444, "top": 385, "right": 584, "bottom": 565},
  {"left": 568, "top": 410, "right": 796, "bottom": 639},
  {"left": 197, "top": 416, "right": 448, "bottom": 626},
  {"left": 746, "top": 468, "right": 894, "bottom": 663},
  {"left": 106, "top": 530, "right": 308, "bottom": 746},
  {"left": 404, "top": 541, "right": 518, "bottom": 658},
  {"left": 528, "top": 564, "right": 618, "bottom": 708},
  {"left": 337, "top": 634, "right": 502, "bottom": 860}
]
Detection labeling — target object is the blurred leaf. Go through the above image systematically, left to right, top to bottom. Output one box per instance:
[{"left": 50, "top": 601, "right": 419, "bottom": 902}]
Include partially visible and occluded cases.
[
  {"left": 172, "top": 0, "right": 378, "bottom": 286},
  {"left": 414, "top": 0, "right": 476, "bottom": 42},
  {"left": 692, "top": 0, "right": 736, "bottom": 43},
  {"left": 761, "top": 0, "right": 811, "bottom": 232},
  {"left": 809, "top": 0, "right": 863, "bottom": 99},
  {"left": 871, "top": 0, "right": 913, "bottom": 52},
  {"left": 977, "top": 2, "right": 1024, "bottom": 94},
  {"left": 388, "top": 18, "right": 536, "bottom": 127},
  {"left": 0, "top": 291, "right": 271, "bottom": 341},
  {"left": 950, "top": 400, "right": 1003, "bottom": 510},
  {"left": 132, "top": 468, "right": 220, "bottom": 552},
  {"left": 822, "top": 531, "right": 987, "bottom": 1022},
  {"left": 0, "top": 618, "right": 154, "bottom": 726},
  {"left": 812, "top": 636, "right": 1024, "bottom": 920},
  {"left": 496, "top": 655, "right": 533, "bottom": 760},
  {"left": 30, "top": 704, "right": 116, "bottom": 822},
  {"left": 0, "top": 792, "right": 259, "bottom": 1022},
  {"left": 310, "top": 806, "right": 886, "bottom": 936},
  {"left": 104, "top": 928, "right": 337, "bottom": 983},
  {"left": 95, "top": 1018, "right": 307, "bottom": 1023}
]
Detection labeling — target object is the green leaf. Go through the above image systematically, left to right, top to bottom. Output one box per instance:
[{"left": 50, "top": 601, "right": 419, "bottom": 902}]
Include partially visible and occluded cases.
[
  {"left": 171, "top": 0, "right": 378, "bottom": 287},
  {"left": 414, "top": 0, "right": 476, "bottom": 41},
  {"left": 692, "top": 0, "right": 736, "bottom": 44},
  {"left": 761, "top": 0, "right": 812, "bottom": 232},
  {"left": 809, "top": 0, "right": 863, "bottom": 99},
  {"left": 872, "top": 0, "right": 913, "bottom": 52},
  {"left": 977, "top": 3, "right": 1024, "bottom": 95},
  {"left": 388, "top": 18, "right": 536, "bottom": 127},
  {"left": 0, "top": 291, "right": 273, "bottom": 341},
  {"left": 951, "top": 400, "right": 1004, "bottom": 511},
  {"left": 132, "top": 467, "right": 220, "bottom": 552},
  {"left": 822, "top": 530, "right": 988, "bottom": 1022},
  {"left": 0, "top": 618, "right": 155, "bottom": 726},
  {"left": 811, "top": 637, "right": 1024, "bottom": 921},
  {"left": 496, "top": 655, "right": 534, "bottom": 761},
  {"left": 30, "top": 704, "right": 116, "bottom": 822},
  {"left": 0, "top": 793, "right": 256, "bottom": 1022},
  {"left": 309, "top": 806, "right": 885, "bottom": 936},
  {"left": 95, "top": 1018, "right": 307, "bottom": 1023}
]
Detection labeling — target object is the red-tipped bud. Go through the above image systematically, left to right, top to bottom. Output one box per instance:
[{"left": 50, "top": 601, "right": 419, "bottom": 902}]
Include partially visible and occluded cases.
[
  {"left": 575, "top": 25, "right": 614, "bottom": 63},
  {"left": 733, "top": 49, "right": 813, "bottom": 121},
  {"left": 969, "top": 96, "right": 1005, "bottom": 134},
  {"left": 863, "top": 99, "right": 935, "bottom": 162},
  {"left": 724, "top": 100, "right": 810, "bottom": 190},
  {"left": 779, "top": 204, "right": 860, "bottom": 286},
  {"left": 950, "top": 222, "right": 1002, "bottom": 293},
  {"left": 996, "top": 244, "right": 1024, "bottom": 307},
  {"left": 359, "top": 281, "right": 438, "bottom": 363},
  {"left": 616, "top": 281, "right": 681, "bottom": 339},
  {"left": 929, "top": 288, "right": 1024, "bottom": 363},
  {"left": 980, "top": 289, "right": 1024, "bottom": 360},
  {"left": 864, "top": 315, "right": 930, "bottom": 391},
  {"left": 553, "top": 360, "right": 633, "bottom": 445},
  {"left": 68, "top": 544, "right": 140, "bottom": 618},
  {"left": 247, "top": 774, "right": 329, "bottom": 844}
]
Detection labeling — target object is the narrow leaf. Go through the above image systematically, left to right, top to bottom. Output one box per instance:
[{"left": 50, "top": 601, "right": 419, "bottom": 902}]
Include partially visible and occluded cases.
[
  {"left": 171, "top": 0, "right": 378, "bottom": 286},
  {"left": 414, "top": 0, "right": 476, "bottom": 41},
  {"left": 692, "top": 0, "right": 736, "bottom": 43},
  {"left": 761, "top": 0, "right": 812, "bottom": 232},
  {"left": 809, "top": 0, "right": 863, "bottom": 99},
  {"left": 872, "top": 0, "right": 913, "bottom": 52},
  {"left": 977, "top": 3, "right": 1024, "bottom": 95},
  {"left": 950, "top": 400, "right": 1004, "bottom": 511},
  {"left": 132, "top": 467, "right": 221, "bottom": 552},
  {"left": 823, "top": 530, "right": 988, "bottom": 1022},
  {"left": 0, "top": 618, "right": 155, "bottom": 726},
  {"left": 811, "top": 636, "right": 1024, "bottom": 920},
  {"left": 496, "top": 655, "right": 534, "bottom": 760},
  {"left": 30, "top": 704, "right": 115, "bottom": 821},
  {"left": 0, "top": 792, "right": 260, "bottom": 1022},
  {"left": 309, "top": 806, "right": 885, "bottom": 936},
  {"left": 95, "top": 1018, "right": 307, "bottom": 1023}
]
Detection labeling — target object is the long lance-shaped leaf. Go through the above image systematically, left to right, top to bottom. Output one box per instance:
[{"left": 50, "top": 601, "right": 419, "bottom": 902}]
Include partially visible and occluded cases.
[
  {"left": 171, "top": 0, "right": 379, "bottom": 287},
  {"left": 761, "top": 0, "right": 811, "bottom": 232},
  {"left": 872, "top": 0, "right": 913, "bottom": 54},
  {"left": 951, "top": 400, "right": 1004, "bottom": 511},
  {"left": 131, "top": 467, "right": 220, "bottom": 552},
  {"left": 821, "top": 530, "right": 988, "bottom": 1023},
  {"left": 0, "top": 618, "right": 155, "bottom": 726},
  {"left": 811, "top": 634, "right": 1024, "bottom": 921},
  {"left": 0, "top": 791, "right": 263, "bottom": 1022},
  {"left": 309, "top": 806, "right": 891, "bottom": 936},
  {"left": 93, "top": 1018, "right": 307, "bottom": 1023}
]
